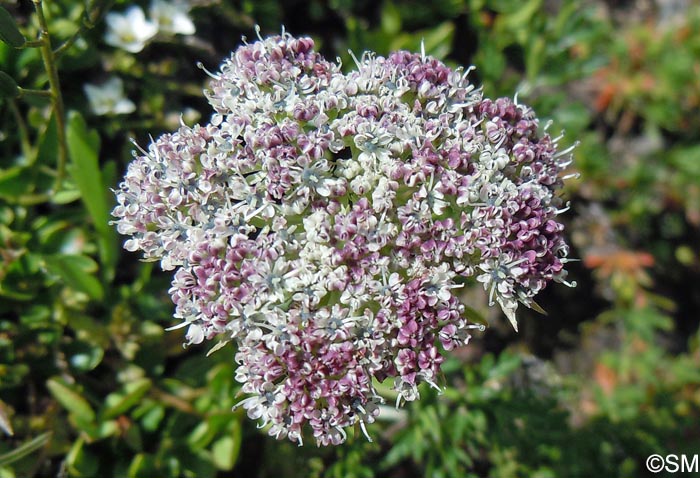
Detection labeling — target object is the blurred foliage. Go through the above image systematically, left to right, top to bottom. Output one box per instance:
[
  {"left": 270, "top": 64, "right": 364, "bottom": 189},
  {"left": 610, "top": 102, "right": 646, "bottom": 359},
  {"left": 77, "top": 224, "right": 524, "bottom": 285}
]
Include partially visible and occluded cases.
[{"left": 0, "top": 0, "right": 699, "bottom": 477}]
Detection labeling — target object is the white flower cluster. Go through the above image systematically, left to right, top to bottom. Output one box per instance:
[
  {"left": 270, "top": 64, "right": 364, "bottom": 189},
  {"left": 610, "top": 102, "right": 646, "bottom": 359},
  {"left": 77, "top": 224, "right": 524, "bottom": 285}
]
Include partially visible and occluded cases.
[{"left": 113, "top": 31, "right": 574, "bottom": 445}]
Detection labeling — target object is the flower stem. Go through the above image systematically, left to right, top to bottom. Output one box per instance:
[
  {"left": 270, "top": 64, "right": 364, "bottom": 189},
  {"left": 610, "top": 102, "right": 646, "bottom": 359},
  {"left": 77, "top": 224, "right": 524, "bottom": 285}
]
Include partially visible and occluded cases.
[{"left": 32, "top": 0, "right": 68, "bottom": 194}]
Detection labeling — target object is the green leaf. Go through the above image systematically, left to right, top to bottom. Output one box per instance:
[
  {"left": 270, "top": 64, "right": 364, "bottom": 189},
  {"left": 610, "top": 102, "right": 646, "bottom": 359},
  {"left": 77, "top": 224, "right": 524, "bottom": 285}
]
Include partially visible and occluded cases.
[
  {"left": 499, "top": 0, "right": 542, "bottom": 34},
  {"left": 381, "top": 1, "right": 402, "bottom": 36},
  {"left": 0, "top": 7, "right": 25, "bottom": 48},
  {"left": 388, "top": 22, "right": 455, "bottom": 60},
  {"left": 421, "top": 22, "right": 455, "bottom": 60},
  {"left": 0, "top": 71, "right": 18, "bottom": 98},
  {"left": 66, "top": 110, "right": 118, "bottom": 280},
  {"left": 66, "top": 111, "right": 104, "bottom": 226},
  {"left": 36, "top": 113, "right": 58, "bottom": 165},
  {"left": 669, "top": 145, "right": 700, "bottom": 176},
  {"left": 0, "top": 167, "right": 32, "bottom": 199},
  {"left": 51, "top": 188, "right": 82, "bottom": 204},
  {"left": 42, "top": 254, "right": 104, "bottom": 300},
  {"left": 19, "top": 305, "right": 51, "bottom": 328},
  {"left": 67, "top": 313, "right": 110, "bottom": 346},
  {"left": 206, "top": 338, "right": 231, "bottom": 357},
  {"left": 62, "top": 339, "right": 104, "bottom": 372},
  {"left": 46, "top": 377, "right": 96, "bottom": 424},
  {"left": 102, "top": 378, "right": 152, "bottom": 419},
  {"left": 139, "top": 404, "right": 165, "bottom": 432},
  {"left": 96, "top": 420, "right": 119, "bottom": 439},
  {"left": 187, "top": 420, "right": 216, "bottom": 450},
  {"left": 124, "top": 424, "right": 143, "bottom": 452},
  {"left": 0, "top": 432, "right": 51, "bottom": 467},
  {"left": 212, "top": 436, "right": 236, "bottom": 470},
  {"left": 66, "top": 437, "right": 99, "bottom": 478},
  {"left": 128, "top": 453, "right": 158, "bottom": 478}
]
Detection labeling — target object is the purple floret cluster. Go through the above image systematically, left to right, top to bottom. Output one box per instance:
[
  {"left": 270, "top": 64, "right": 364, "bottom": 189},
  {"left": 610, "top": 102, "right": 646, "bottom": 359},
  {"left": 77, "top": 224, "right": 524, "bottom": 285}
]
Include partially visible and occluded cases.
[{"left": 112, "top": 31, "right": 574, "bottom": 446}]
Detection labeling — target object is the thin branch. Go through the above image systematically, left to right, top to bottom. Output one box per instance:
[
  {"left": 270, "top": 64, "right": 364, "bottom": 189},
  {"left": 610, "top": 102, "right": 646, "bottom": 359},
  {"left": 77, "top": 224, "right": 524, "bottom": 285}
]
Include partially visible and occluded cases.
[
  {"left": 32, "top": 0, "right": 68, "bottom": 194},
  {"left": 53, "top": 0, "right": 114, "bottom": 58},
  {"left": 22, "top": 39, "right": 44, "bottom": 48},
  {"left": 17, "top": 88, "right": 52, "bottom": 99},
  {"left": 150, "top": 387, "right": 201, "bottom": 416}
]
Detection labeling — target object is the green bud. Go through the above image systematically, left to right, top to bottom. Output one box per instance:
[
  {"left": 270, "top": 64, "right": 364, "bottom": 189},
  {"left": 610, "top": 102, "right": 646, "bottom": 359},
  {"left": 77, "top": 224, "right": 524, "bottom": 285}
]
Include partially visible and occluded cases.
[{"left": 0, "top": 6, "right": 25, "bottom": 48}]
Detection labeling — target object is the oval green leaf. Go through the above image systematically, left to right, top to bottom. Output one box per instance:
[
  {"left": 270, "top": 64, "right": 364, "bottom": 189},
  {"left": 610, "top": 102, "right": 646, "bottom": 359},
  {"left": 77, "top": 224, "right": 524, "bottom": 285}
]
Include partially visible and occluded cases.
[
  {"left": 0, "top": 7, "right": 25, "bottom": 48},
  {"left": 0, "top": 71, "right": 18, "bottom": 98},
  {"left": 66, "top": 111, "right": 118, "bottom": 280},
  {"left": 42, "top": 254, "right": 104, "bottom": 301},
  {"left": 63, "top": 339, "right": 104, "bottom": 372},
  {"left": 46, "top": 378, "right": 96, "bottom": 424},
  {"left": 102, "top": 378, "right": 152, "bottom": 419},
  {"left": 212, "top": 436, "right": 237, "bottom": 470},
  {"left": 66, "top": 437, "right": 99, "bottom": 478}
]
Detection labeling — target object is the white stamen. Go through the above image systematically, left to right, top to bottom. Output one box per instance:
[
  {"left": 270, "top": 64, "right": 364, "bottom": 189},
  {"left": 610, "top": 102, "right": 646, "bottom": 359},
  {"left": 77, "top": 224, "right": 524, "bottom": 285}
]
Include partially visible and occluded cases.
[
  {"left": 348, "top": 49, "right": 362, "bottom": 70},
  {"left": 196, "top": 62, "right": 220, "bottom": 80},
  {"left": 554, "top": 141, "right": 580, "bottom": 158},
  {"left": 562, "top": 172, "right": 580, "bottom": 180},
  {"left": 555, "top": 202, "right": 571, "bottom": 215},
  {"left": 165, "top": 321, "right": 189, "bottom": 331},
  {"left": 359, "top": 418, "right": 373, "bottom": 442},
  {"left": 336, "top": 425, "right": 347, "bottom": 442}
]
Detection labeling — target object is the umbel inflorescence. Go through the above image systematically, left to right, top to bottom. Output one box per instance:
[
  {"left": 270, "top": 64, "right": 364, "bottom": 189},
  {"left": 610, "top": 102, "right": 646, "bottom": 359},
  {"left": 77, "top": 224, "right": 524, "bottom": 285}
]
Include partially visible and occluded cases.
[{"left": 113, "top": 31, "right": 575, "bottom": 446}]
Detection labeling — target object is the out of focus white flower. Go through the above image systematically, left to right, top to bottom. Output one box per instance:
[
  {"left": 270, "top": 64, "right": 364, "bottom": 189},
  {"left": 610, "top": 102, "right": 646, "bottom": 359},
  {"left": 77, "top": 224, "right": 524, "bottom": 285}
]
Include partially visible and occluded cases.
[
  {"left": 150, "top": 0, "right": 196, "bottom": 35},
  {"left": 104, "top": 6, "right": 158, "bottom": 53},
  {"left": 83, "top": 77, "right": 136, "bottom": 116}
]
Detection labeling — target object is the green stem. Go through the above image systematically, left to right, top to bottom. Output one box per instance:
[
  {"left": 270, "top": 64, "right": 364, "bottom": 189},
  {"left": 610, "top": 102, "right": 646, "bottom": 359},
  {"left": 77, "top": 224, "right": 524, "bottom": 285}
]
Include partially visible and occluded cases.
[
  {"left": 33, "top": 0, "right": 68, "bottom": 194},
  {"left": 54, "top": 0, "right": 114, "bottom": 58},
  {"left": 22, "top": 39, "right": 44, "bottom": 48},
  {"left": 17, "top": 88, "right": 53, "bottom": 99},
  {"left": 15, "top": 193, "right": 53, "bottom": 206},
  {"left": 150, "top": 387, "right": 201, "bottom": 416}
]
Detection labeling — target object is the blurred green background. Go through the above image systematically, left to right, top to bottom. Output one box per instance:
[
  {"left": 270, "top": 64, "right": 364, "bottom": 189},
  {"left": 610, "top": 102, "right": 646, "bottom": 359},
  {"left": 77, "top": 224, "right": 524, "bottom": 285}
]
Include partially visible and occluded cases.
[{"left": 1, "top": 0, "right": 699, "bottom": 476}]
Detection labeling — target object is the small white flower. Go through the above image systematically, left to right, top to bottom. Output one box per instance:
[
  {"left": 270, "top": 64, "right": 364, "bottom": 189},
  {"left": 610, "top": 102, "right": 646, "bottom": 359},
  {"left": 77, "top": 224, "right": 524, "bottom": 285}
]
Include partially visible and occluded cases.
[
  {"left": 150, "top": 0, "right": 196, "bottom": 36},
  {"left": 105, "top": 6, "right": 158, "bottom": 53},
  {"left": 83, "top": 77, "right": 136, "bottom": 116},
  {"left": 354, "top": 123, "right": 393, "bottom": 167},
  {"left": 416, "top": 175, "right": 449, "bottom": 215},
  {"left": 371, "top": 177, "right": 396, "bottom": 212},
  {"left": 303, "top": 209, "right": 330, "bottom": 243},
  {"left": 340, "top": 282, "right": 369, "bottom": 311}
]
